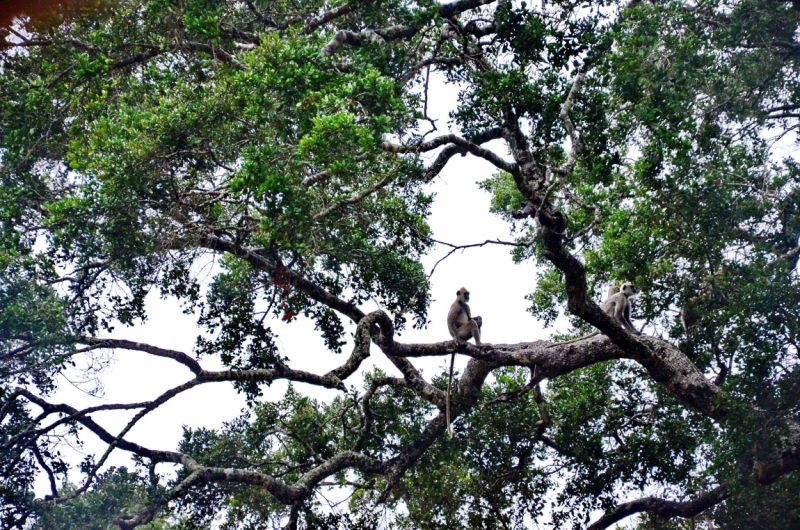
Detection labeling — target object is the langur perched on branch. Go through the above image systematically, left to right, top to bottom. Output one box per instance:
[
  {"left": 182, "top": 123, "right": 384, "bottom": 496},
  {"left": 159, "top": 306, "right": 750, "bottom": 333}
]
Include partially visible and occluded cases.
[
  {"left": 548, "top": 283, "right": 640, "bottom": 348},
  {"left": 445, "top": 287, "right": 485, "bottom": 438}
]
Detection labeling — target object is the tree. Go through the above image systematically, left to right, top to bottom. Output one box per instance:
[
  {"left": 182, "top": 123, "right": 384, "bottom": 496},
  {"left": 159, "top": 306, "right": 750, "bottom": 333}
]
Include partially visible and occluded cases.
[{"left": 2, "top": 0, "right": 800, "bottom": 528}]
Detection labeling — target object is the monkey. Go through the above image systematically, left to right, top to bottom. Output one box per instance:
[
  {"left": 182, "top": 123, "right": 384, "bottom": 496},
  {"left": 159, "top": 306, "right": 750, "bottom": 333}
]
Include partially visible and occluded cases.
[
  {"left": 604, "top": 282, "right": 639, "bottom": 334},
  {"left": 547, "top": 283, "right": 640, "bottom": 348},
  {"left": 445, "top": 287, "right": 484, "bottom": 438},
  {"left": 448, "top": 287, "right": 483, "bottom": 346},
  {"left": 679, "top": 297, "right": 700, "bottom": 336}
]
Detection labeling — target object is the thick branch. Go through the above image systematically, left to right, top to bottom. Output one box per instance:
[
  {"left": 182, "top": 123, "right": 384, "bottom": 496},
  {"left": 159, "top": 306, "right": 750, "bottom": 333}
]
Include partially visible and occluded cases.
[
  {"left": 437, "top": 0, "right": 499, "bottom": 18},
  {"left": 302, "top": 4, "right": 354, "bottom": 34},
  {"left": 322, "top": 26, "right": 416, "bottom": 56},
  {"left": 381, "top": 130, "right": 516, "bottom": 175},
  {"left": 80, "top": 338, "right": 202, "bottom": 374},
  {"left": 383, "top": 357, "right": 494, "bottom": 490},
  {"left": 16, "top": 389, "right": 184, "bottom": 464},
  {"left": 587, "top": 486, "right": 729, "bottom": 530}
]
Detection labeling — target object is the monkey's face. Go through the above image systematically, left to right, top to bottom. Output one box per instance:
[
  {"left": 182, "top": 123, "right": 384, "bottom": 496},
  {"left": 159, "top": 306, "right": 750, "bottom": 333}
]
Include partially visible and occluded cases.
[
  {"left": 621, "top": 283, "right": 639, "bottom": 297},
  {"left": 457, "top": 287, "right": 470, "bottom": 302}
]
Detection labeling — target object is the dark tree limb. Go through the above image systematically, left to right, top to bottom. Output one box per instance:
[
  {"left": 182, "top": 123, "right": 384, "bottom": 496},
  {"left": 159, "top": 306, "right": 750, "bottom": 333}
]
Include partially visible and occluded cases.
[
  {"left": 401, "top": 56, "right": 462, "bottom": 84},
  {"left": 382, "top": 130, "right": 516, "bottom": 175},
  {"left": 198, "top": 235, "right": 366, "bottom": 323},
  {"left": 428, "top": 238, "right": 525, "bottom": 277},
  {"left": 80, "top": 338, "right": 203, "bottom": 374},
  {"left": 31, "top": 444, "right": 58, "bottom": 499},
  {"left": 586, "top": 486, "right": 730, "bottom": 530}
]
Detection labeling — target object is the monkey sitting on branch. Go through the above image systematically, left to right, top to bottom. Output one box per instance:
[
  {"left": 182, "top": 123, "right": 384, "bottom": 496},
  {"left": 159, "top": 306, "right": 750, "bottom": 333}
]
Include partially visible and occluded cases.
[
  {"left": 547, "top": 283, "right": 641, "bottom": 349},
  {"left": 445, "top": 287, "right": 487, "bottom": 438}
]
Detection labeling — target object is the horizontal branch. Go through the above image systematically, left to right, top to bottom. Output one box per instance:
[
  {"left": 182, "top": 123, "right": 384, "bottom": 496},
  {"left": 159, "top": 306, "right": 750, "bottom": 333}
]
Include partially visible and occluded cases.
[
  {"left": 437, "top": 0, "right": 499, "bottom": 18},
  {"left": 322, "top": 26, "right": 416, "bottom": 56},
  {"left": 401, "top": 56, "right": 463, "bottom": 84},
  {"left": 766, "top": 112, "right": 800, "bottom": 120},
  {"left": 382, "top": 128, "right": 516, "bottom": 181},
  {"left": 428, "top": 238, "right": 524, "bottom": 276},
  {"left": 80, "top": 338, "right": 203, "bottom": 374},
  {"left": 16, "top": 389, "right": 185, "bottom": 464},
  {"left": 587, "top": 486, "right": 729, "bottom": 530}
]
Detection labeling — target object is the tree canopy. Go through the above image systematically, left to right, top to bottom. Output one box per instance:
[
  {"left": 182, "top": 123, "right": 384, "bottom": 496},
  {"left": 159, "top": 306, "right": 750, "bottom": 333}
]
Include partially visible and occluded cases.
[{"left": 2, "top": 0, "right": 800, "bottom": 528}]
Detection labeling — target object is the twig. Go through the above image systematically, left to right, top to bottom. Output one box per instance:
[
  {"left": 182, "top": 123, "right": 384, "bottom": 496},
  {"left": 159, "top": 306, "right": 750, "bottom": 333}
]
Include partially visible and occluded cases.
[{"left": 428, "top": 238, "right": 524, "bottom": 277}]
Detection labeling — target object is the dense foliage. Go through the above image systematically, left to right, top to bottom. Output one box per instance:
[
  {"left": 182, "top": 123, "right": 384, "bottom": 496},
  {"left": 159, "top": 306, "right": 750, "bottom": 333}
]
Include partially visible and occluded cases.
[{"left": 2, "top": 0, "right": 800, "bottom": 528}]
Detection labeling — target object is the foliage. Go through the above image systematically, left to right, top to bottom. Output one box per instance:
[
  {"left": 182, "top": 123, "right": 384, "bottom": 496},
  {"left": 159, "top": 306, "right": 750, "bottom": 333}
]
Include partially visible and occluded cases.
[{"left": 2, "top": 0, "right": 800, "bottom": 529}]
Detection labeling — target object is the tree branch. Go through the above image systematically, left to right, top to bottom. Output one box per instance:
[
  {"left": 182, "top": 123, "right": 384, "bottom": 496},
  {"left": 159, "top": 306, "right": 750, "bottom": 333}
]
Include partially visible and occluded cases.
[
  {"left": 320, "top": 0, "right": 500, "bottom": 56},
  {"left": 302, "top": 4, "right": 355, "bottom": 34},
  {"left": 401, "top": 56, "right": 462, "bottom": 84},
  {"left": 556, "top": 70, "right": 586, "bottom": 175},
  {"left": 381, "top": 131, "right": 516, "bottom": 175},
  {"left": 312, "top": 170, "right": 398, "bottom": 220},
  {"left": 197, "top": 235, "right": 366, "bottom": 323},
  {"left": 428, "top": 238, "right": 525, "bottom": 277},
  {"left": 80, "top": 338, "right": 203, "bottom": 375},
  {"left": 587, "top": 486, "right": 729, "bottom": 530}
]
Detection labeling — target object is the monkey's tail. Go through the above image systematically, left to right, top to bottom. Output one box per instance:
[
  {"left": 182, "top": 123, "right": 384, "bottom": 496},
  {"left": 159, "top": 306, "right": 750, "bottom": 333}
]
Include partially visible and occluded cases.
[
  {"left": 546, "top": 330, "right": 599, "bottom": 349},
  {"left": 446, "top": 352, "right": 455, "bottom": 438}
]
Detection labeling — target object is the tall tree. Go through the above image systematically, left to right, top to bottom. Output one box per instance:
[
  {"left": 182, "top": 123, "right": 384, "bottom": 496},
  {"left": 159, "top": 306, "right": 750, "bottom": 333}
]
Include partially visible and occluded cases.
[{"left": 2, "top": 0, "right": 800, "bottom": 528}]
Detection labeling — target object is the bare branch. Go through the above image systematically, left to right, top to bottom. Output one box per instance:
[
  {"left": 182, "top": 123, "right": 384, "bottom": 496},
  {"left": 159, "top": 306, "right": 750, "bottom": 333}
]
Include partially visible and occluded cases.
[
  {"left": 302, "top": 4, "right": 355, "bottom": 34},
  {"left": 401, "top": 56, "right": 462, "bottom": 84},
  {"left": 765, "top": 103, "right": 800, "bottom": 113},
  {"left": 766, "top": 112, "right": 800, "bottom": 120},
  {"left": 382, "top": 131, "right": 516, "bottom": 175},
  {"left": 428, "top": 238, "right": 524, "bottom": 277},
  {"left": 80, "top": 338, "right": 203, "bottom": 375},
  {"left": 16, "top": 389, "right": 185, "bottom": 464},
  {"left": 32, "top": 444, "right": 59, "bottom": 499}
]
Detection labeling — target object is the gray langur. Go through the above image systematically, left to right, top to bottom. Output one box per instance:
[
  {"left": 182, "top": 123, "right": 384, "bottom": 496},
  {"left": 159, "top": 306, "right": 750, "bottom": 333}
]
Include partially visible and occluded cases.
[
  {"left": 547, "top": 283, "right": 640, "bottom": 348},
  {"left": 445, "top": 287, "right": 484, "bottom": 437},
  {"left": 447, "top": 287, "right": 483, "bottom": 346}
]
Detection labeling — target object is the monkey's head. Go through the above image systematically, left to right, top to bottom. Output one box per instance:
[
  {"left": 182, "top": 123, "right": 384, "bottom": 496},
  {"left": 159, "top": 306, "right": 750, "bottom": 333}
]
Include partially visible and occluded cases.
[
  {"left": 620, "top": 283, "right": 639, "bottom": 298},
  {"left": 456, "top": 287, "right": 470, "bottom": 303}
]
